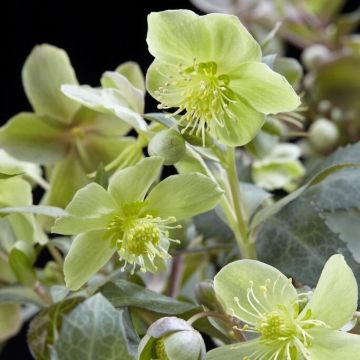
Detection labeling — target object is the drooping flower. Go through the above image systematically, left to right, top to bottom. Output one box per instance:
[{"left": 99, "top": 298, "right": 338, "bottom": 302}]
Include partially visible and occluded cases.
[
  {"left": 146, "top": 10, "right": 301, "bottom": 146},
  {"left": 0, "top": 44, "right": 145, "bottom": 208},
  {"left": 252, "top": 143, "right": 305, "bottom": 192},
  {"left": 52, "top": 157, "right": 223, "bottom": 290},
  {"left": 207, "top": 255, "right": 360, "bottom": 359}
]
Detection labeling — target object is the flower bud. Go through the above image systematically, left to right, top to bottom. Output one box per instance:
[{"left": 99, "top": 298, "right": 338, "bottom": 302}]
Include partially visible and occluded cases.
[
  {"left": 301, "top": 44, "right": 331, "bottom": 70},
  {"left": 309, "top": 118, "right": 339, "bottom": 152},
  {"left": 148, "top": 129, "right": 186, "bottom": 165},
  {"left": 195, "top": 280, "right": 224, "bottom": 312},
  {"left": 138, "top": 317, "right": 206, "bottom": 360}
]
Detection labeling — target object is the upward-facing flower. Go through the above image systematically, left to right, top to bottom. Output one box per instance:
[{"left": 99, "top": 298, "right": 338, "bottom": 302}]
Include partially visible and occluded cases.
[
  {"left": 146, "top": 10, "right": 301, "bottom": 146},
  {"left": 52, "top": 157, "right": 223, "bottom": 290},
  {"left": 207, "top": 255, "right": 360, "bottom": 360}
]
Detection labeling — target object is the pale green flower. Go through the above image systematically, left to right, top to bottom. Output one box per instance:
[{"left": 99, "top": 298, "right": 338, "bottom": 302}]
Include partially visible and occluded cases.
[
  {"left": 146, "top": 10, "right": 300, "bottom": 146},
  {"left": 252, "top": 143, "right": 305, "bottom": 192},
  {"left": 52, "top": 157, "right": 223, "bottom": 290},
  {"left": 207, "top": 255, "right": 360, "bottom": 360}
]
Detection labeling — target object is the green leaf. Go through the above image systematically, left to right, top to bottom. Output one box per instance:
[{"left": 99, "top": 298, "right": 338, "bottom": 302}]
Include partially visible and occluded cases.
[
  {"left": 304, "top": 0, "right": 344, "bottom": 19},
  {"left": 22, "top": 44, "right": 79, "bottom": 122},
  {"left": 0, "top": 113, "right": 67, "bottom": 165},
  {"left": 305, "top": 142, "right": 360, "bottom": 182},
  {"left": 94, "top": 163, "right": 109, "bottom": 189},
  {"left": 0, "top": 172, "right": 24, "bottom": 180},
  {"left": 145, "top": 173, "right": 224, "bottom": 221},
  {"left": 256, "top": 197, "right": 360, "bottom": 289},
  {"left": 325, "top": 210, "right": 360, "bottom": 262},
  {"left": 64, "top": 230, "right": 114, "bottom": 291},
  {"left": 100, "top": 279, "right": 196, "bottom": 314},
  {"left": 0, "top": 287, "right": 45, "bottom": 306},
  {"left": 53, "top": 294, "right": 139, "bottom": 360},
  {"left": 28, "top": 297, "right": 83, "bottom": 360},
  {"left": 0, "top": 304, "right": 21, "bottom": 341}
]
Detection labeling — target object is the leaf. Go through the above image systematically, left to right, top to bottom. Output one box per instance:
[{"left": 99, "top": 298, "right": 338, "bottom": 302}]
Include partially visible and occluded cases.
[
  {"left": 305, "top": 142, "right": 360, "bottom": 182},
  {"left": 94, "top": 163, "right": 109, "bottom": 189},
  {"left": 250, "top": 163, "right": 359, "bottom": 230},
  {"left": 0, "top": 172, "right": 24, "bottom": 179},
  {"left": 256, "top": 197, "right": 360, "bottom": 289},
  {"left": 0, "top": 206, "right": 68, "bottom": 218},
  {"left": 325, "top": 210, "right": 360, "bottom": 263},
  {"left": 100, "top": 279, "right": 196, "bottom": 315},
  {"left": 0, "top": 287, "right": 45, "bottom": 306},
  {"left": 53, "top": 294, "right": 139, "bottom": 360},
  {"left": 28, "top": 297, "right": 83, "bottom": 360}
]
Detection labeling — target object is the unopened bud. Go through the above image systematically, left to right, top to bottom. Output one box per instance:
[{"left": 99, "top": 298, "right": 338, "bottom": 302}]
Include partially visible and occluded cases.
[
  {"left": 302, "top": 44, "right": 331, "bottom": 70},
  {"left": 309, "top": 118, "right": 339, "bottom": 152},
  {"left": 148, "top": 129, "right": 186, "bottom": 165},
  {"left": 195, "top": 280, "right": 224, "bottom": 312},
  {"left": 138, "top": 317, "right": 206, "bottom": 360}
]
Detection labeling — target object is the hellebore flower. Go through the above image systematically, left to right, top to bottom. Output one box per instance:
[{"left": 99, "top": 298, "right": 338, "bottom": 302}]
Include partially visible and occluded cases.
[
  {"left": 146, "top": 10, "right": 300, "bottom": 146},
  {"left": 0, "top": 44, "right": 145, "bottom": 207},
  {"left": 252, "top": 143, "right": 305, "bottom": 192},
  {"left": 52, "top": 157, "right": 223, "bottom": 290},
  {"left": 207, "top": 255, "right": 360, "bottom": 359}
]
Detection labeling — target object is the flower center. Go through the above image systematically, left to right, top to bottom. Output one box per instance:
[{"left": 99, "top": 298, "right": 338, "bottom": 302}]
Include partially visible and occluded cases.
[
  {"left": 156, "top": 60, "right": 236, "bottom": 144},
  {"left": 107, "top": 201, "right": 179, "bottom": 273},
  {"left": 258, "top": 311, "right": 287, "bottom": 341}
]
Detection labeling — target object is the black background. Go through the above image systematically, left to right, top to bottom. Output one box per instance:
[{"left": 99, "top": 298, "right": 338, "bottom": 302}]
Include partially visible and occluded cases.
[{"left": 0, "top": 0, "right": 358, "bottom": 358}]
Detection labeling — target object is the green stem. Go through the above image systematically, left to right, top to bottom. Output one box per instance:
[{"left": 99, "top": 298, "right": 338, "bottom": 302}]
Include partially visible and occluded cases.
[{"left": 225, "top": 147, "right": 256, "bottom": 259}]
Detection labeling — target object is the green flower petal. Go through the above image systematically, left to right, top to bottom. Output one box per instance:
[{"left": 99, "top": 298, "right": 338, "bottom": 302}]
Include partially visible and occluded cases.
[
  {"left": 147, "top": 10, "right": 206, "bottom": 65},
  {"left": 147, "top": 11, "right": 260, "bottom": 70},
  {"left": 22, "top": 44, "right": 79, "bottom": 123},
  {"left": 146, "top": 60, "right": 183, "bottom": 108},
  {"left": 115, "top": 61, "right": 145, "bottom": 93},
  {"left": 230, "top": 62, "right": 301, "bottom": 114},
  {"left": 101, "top": 71, "right": 144, "bottom": 113},
  {"left": 61, "top": 85, "right": 147, "bottom": 131},
  {"left": 214, "top": 102, "right": 265, "bottom": 146},
  {"left": 72, "top": 107, "right": 131, "bottom": 137},
  {"left": 0, "top": 113, "right": 67, "bottom": 165},
  {"left": 44, "top": 151, "right": 90, "bottom": 208},
  {"left": 108, "top": 157, "right": 163, "bottom": 207},
  {"left": 144, "top": 173, "right": 223, "bottom": 221},
  {"left": 0, "top": 178, "right": 32, "bottom": 206},
  {"left": 52, "top": 182, "right": 117, "bottom": 235},
  {"left": 65, "top": 182, "right": 117, "bottom": 217},
  {"left": 64, "top": 230, "right": 114, "bottom": 290},
  {"left": 303, "top": 254, "right": 358, "bottom": 329},
  {"left": 214, "top": 260, "right": 298, "bottom": 325},
  {"left": 0, "top": 304, "right": 21, "bottom": 341},
  {"left": 308, "top": 328, "right": 360, "bottom": 360},
  {"left": 206, "top": 339, "right": 269, "bottom": 360}
]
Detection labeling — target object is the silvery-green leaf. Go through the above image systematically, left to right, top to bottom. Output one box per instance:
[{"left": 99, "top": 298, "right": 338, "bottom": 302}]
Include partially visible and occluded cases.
[
  {"left": 100, "top": 279, "right": 196, "bottom": 314},
  {"left": 53, "top": 294, "right": 139, "bottom": 360}
]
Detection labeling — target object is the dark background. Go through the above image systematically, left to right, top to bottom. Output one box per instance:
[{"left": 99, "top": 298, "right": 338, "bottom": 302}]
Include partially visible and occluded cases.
[{"left": 0, "top": 0, "right": 358, "bottom": 358}]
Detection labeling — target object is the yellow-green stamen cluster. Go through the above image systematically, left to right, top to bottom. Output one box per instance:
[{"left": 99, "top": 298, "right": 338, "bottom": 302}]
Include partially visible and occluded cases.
[
  {"left": 155, "top": 60, "right": 236, "bottom": 144},
  {"left": 107, "top": 201, "right": 179, "bottom": 274},
  {"left": 232, "top": 277, "right": 328, "bottom": 360}
]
